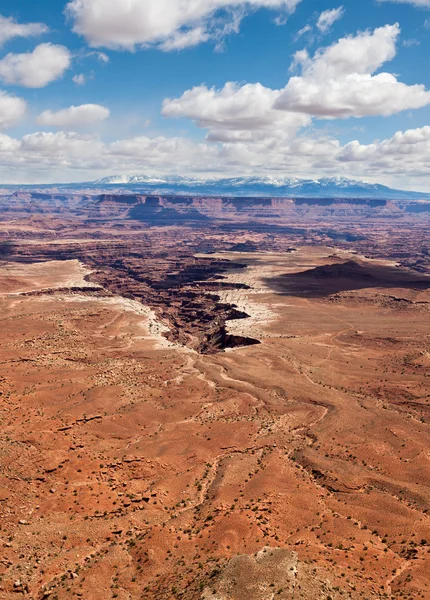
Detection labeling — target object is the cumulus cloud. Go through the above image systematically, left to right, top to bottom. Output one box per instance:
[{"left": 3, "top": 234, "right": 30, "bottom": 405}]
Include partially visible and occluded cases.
[
  {"left": 65, "top": 0, "right": 302, "bottom": 50},
  {"left": 316, "top": 7, "right": 344, "bottom": 33},
  {"left": 0, "top": 14, "right": 49, "bottom": 46},
  {"left": 0, "top": 17, "right": 427, "bottom": 189},
  {"left": 156, "top": 23, "right": 430, "bottom": 191},
  {"left": 163, "top": 24, "right": 430, "bottom": 136},
  {"left": 276, "top": 24, "right": 430, "bottom": 117},
  {"left": 289, "top": 24, "right": 400, "bottom": 80},
  {"left": 0, "top": 43, "right": 71, "bottom": 88},
  {"left": 279, "top": 71, "right": 430, "bottom": 118},
  {"left": 162, "top": 82, "right": 310, "bottom": 142},
  {"left": 0, "top": 91, "right": 26, "bottom": 129},
  {"left": 37, "top": 104, "right": 110, "bottom": 128},
  {"left": 2, "top": 125, "right": 430, "bottom": 190},
  {"left": 334, "top": 126, "right": 430, "bottom": 186},
  {"left": 339, "top": 126, "right": 430, "bottom": 165},
  {"left": 0, "top": 130, "right": 219, "bottom": 181},
  {"left": 0, "top": 130, "right": 338, "bottom": 179},
  {"left": 20, "top": 131, "right": 103, "bottom": 157},
  {"left": 0, "top": 132, "right": 20, "bottom": 153}
]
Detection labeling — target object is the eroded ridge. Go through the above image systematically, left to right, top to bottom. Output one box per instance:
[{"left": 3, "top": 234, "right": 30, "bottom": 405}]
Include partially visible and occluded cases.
[
  {"left": 0, "top": 206, "right": 429, "bottom": 599},
  {"left": 0, "top": 240, "right": 263, "bottom": 353}
]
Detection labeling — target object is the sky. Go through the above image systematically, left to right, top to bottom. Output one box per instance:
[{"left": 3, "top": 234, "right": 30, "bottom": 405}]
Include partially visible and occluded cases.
[{"left": 0, "top": 0, "right": 429, "bottom": 189}]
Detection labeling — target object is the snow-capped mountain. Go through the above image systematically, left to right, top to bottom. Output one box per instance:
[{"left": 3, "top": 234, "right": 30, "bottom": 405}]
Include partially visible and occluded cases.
[
  {"left": 94, "top": 174, "right": 189, "bottom": 185},
  {"left": 89, "top": 175, "right": 430, "bottom": 200}
]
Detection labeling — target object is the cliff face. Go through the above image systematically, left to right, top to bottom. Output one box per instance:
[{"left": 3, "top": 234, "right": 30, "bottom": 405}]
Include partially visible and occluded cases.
[
  {"left": 0, "top": 192, "right": 91, "bottom": 218},
  {"left": 1, "top": 192, "right": 429, "bottom": 223},
  {"left": 89, "top": 195, "right": 409, "bottom": 222}
]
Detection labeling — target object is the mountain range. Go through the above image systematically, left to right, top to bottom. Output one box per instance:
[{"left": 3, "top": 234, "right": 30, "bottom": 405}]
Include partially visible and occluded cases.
[
  {"left": 2, "top": 175, "right": 430, "bottom": 200},
  {"left": 87, "top": 175, "right": 430, "bottom": 200}
]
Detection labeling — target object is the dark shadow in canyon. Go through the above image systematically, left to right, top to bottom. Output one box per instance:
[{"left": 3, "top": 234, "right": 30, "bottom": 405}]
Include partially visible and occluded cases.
[{"left": 263, "top": 260, "right": 430, "bottom": 298}]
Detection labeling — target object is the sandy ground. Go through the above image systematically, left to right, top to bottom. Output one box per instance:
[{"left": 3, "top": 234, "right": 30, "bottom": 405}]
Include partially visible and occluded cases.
[
  {"left": 205, "top": 247, "right": 393, "bottom": 340},
  {"left": 0, "top": 249, "right": 429, "bottom": 600},
  {"left": 0, "top": 259, "right": 99, "bottom": 293},
  {"left": 0, "top": 259, "right": 178, "bottom": 349},
  {"left": 54, "top": 294, "right": 180, "bottom": 350}
]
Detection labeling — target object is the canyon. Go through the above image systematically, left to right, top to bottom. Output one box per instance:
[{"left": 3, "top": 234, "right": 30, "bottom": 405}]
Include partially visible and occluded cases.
[{"left": 0, "top": 192, "right": 429, "bottom": 599}]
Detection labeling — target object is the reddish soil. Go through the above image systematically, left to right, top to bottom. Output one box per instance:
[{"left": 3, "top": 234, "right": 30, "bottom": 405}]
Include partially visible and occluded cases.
[{"left": 0, "top": 201, "right": 429, "bottom": 600}]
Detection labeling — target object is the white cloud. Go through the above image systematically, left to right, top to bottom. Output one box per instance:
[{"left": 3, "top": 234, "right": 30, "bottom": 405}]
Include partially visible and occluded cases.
[
  {"left": 65, "top": 0, "right": 302, "bottom": 50},
  {"left": 378, "top": 0, "right": 430, "bottom": 6},
  {"left": 294, "top": 6, "right": 344, "bottom": 42},
  {"left": 316, "top": 7, "right": 344, "bottom": 34},
  {"left": 0, "top": 14, "right": 49, "bottom": 46},
  {"left": 0, "top": 18, "right": 427, "bottom": 189},
  {"left": 152, "top": 23, "right": 430, "bottom": 190},
  {"left": 163, "top": 24, "right": 430, "bottom": 136},
  {"left": 276, "top": 24, "right": 430, "bottom": 117},
  {"left": 291, "top": 24, "right": 400, "bottom": 80},
  {"left": 295, "top": 24, "right": 312, "bottom": 40},
  {"left": 159, "top": 26, "right": 210, "bottom": 51},
  {"left": 402, "top": 38, "right": 420, "bottom": 46},
  {"left": 0, "top": 43, "right": 71, "bottom": 88},
  {"left": 84, "top": 50, "right": 110, "bottom": 62},
  {"left": 95, "top": 51, "right": 109, "bottom": 63},
  {"left": 279, "top": 72, "right": 430, "bottom": 118},
  {"left": 72, "top": 73, "right": 87, "bottom": 85},
  {"left": 162, "top": 82, "right": 311, "bottom": 142},
  {"left": 0, "top": 90, "right": 26, "bottom": 129},
  {"left": 37, "top": 104, "right": 110, "bottom": 128},
  {"left": 0, "top": 124, "right": 429, "bottom": 189},
  {"left": 1, "top": 124, "right": 430, "bottom": 190},
  {"left": 336, "top": 126, "right": 430, "bottom": 185},
  {"left": 339, "top": 126, "right": 430, "bottom": 163},
  {"left": 0, "top": 130, "right": 219, "bottom": 179},
  {"left": 20, "top": 131, "right": 104, "bottom": 156},
  {"left": 0, "top": 132, "right": 20, "bottom": 152},
  {"left": 108, "top": 135, "right": 217, "bottom": 169}
]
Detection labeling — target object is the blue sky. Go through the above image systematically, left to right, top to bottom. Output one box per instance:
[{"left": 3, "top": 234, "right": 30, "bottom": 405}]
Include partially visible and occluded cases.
[{"left": 0, "top": 0, "right": 429, "bottom": 189}]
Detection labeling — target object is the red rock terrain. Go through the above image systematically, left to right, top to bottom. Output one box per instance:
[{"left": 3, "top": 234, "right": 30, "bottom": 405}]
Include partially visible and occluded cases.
[{"left": 0, "top": 197, "right": 429, "bottom": 600}]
